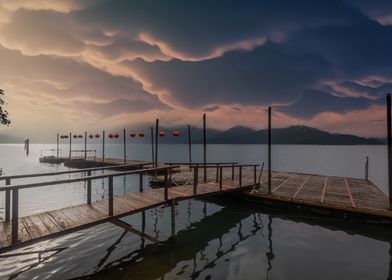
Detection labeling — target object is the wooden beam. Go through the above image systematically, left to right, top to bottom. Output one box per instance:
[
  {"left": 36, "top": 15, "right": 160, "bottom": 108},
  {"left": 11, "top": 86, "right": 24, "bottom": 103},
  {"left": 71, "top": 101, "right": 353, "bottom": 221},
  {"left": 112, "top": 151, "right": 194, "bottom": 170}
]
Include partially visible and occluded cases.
[{"left": 110, "top": 219, "right": 159, "bottom": 243}]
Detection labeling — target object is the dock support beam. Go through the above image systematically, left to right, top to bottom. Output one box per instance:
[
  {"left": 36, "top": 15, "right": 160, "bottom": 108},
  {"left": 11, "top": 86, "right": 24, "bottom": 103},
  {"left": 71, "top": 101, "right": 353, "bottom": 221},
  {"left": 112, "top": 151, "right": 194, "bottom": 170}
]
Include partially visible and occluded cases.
[
  {"left": 387, "top": 93, "right": 392, "bottom": 209},
  {"left": 268, "top": 106, "right": 272, "bottom": 195},
  {"left": 203, "top": 114, "right": 207, "bottom": 183},
  {"left": 155, "top": 119, "right": 159, "bottom": 168},
  {"left": 188, "top": 124, "right": 192, "bottom": 170},
  {"left": 150, "top": 127, "right": 155, "bottom": 164},
  {"left": 123, "top": 129, "right": 127, "bottom": 164},
  {"left": 102, "top": 130, "right": 105, "bottom": 163},
  {"left": 84, "top": 131, "right": 87, "bottom": 160},
  {"left": 56, "top": 133, "right": 59, "bottom": 158},
  {"left": 365, "top": 156, "right": 369, "bottom": 181},
  {"left": 193, "top": 165, "right": 198, "bottom": 194},
  {"left": 87, "top": 170, "right": 92, "bottom": 205},
  {"left": 108, "top": 176, "right": 113, "bottom": 216},
  {"left": 5, "top": 178, "right": 11, "bottom": 222},
  {"left": 11, "top": 189, "right": 19, "bottom": 245},
  {"left": 171, "top": 199, "right": 176, "bottom": 239}
]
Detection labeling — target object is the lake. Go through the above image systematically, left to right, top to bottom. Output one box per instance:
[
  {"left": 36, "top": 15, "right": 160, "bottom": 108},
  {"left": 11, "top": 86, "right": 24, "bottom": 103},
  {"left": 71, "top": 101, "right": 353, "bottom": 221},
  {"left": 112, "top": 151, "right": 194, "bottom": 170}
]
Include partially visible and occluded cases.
[{"left": 0, "top": 143, "right": 391, "bottom": 279}]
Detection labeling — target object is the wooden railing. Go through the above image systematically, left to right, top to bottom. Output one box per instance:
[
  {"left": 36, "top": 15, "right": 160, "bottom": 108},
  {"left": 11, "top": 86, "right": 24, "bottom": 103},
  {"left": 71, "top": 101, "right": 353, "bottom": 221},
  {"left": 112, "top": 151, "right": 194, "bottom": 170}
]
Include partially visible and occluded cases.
[
  {"left": 0, "top": 164, "right": 177, "bottom": 246},
  {"left": 191, "top": 164, "right": 260, "bottom": 194}
]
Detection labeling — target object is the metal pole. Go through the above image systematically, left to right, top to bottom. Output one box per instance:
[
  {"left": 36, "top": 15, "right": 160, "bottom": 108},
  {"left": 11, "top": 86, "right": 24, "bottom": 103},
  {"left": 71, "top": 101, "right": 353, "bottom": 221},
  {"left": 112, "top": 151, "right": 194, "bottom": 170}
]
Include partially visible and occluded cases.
[
  {"left": 387, "top": 93, "right": 392, "bottom": 208},
  {"left": 268, "top": 107, "right": 272, "bottom": 194},
  {"left": 203, "top": 114, "right": 207, "bottom": 182},
  {"left": 155, "top": 119, "right": 159, "bottom": 167},
  {"left": 188, "top": 125, "right": 192, "bottom": 170},
  {"left": 150, "top": 127, "right": 155, "bottom": 163},
  {"left": 123, "top": 128, "right": 126, "bottom": 164},
  {"left": 102, "top": 130, "right": 105, "bottom": 163},
  {"left": 84, "top": 131, "right": 87, "bottom": 160},
  {"left": 69, "top": 132, "right": 72, "bottom": 159},
  {"left": 56, "top": 133, "right": 59, "bottom": 158},
  {"left": 365, "top": 156, "right": 369, "bottom": 181},
  {"left": 87, "top": 170, "right": 92, "bottom": 204},
  {"left": 108, "top": 176, "right": 113, "bottom": 216}
]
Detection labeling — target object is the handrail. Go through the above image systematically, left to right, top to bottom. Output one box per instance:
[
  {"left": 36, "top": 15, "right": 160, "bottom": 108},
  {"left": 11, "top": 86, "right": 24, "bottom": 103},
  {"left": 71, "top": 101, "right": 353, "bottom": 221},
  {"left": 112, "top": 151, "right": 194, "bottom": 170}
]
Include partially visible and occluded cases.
[
  {"left": 0, "top": 162, "right": 154, "bottom": 181},
  {"left": 166, "top": 162, "right": 238, "bottom": 165},
  {"left": 190, "top": 164, "right": 259, "bottom": 169},
  {"left": 0, "top": 165, "right": 177, "bottom": 192}
]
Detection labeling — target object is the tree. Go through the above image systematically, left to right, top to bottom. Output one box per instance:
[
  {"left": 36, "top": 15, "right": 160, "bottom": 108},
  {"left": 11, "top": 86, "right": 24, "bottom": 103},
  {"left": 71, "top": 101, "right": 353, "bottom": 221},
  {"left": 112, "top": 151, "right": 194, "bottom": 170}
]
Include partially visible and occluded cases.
[{"left": 0, "top": 89, "right": 11, "bottom": 126}]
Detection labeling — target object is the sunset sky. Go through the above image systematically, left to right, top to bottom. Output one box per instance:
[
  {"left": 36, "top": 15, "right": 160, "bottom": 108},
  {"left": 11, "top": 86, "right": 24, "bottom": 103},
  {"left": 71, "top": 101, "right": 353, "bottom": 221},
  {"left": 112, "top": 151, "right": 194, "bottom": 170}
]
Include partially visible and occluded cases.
[{"left": 0, "top": 0, "right": 392, "bottom": 141}]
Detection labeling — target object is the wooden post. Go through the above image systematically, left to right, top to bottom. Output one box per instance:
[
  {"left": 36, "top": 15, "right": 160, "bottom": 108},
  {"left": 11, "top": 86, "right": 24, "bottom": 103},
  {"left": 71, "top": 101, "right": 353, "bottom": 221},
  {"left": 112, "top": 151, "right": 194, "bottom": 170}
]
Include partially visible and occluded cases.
[
  {"left": 387, "top": 93, "right": 392, "bottom": 208},
  {"left": 268, "top": 106, "right": 272, "bottom": 194},
  {"left": 203, "top": 114, "right": 207, "bottom": 182},
  {"left": 155, "top": 119, "right": 159, "bottom": 168},
  {"left": 188, "top": 125, "right": 192, "bottom": 170},
  {"left": 150, "top": 127, "right": 155, "bottom": 163},
  {"left": 123, "top": 129, "right": 127, "bottom": 164},
  {"left": 102, "top": 130, "right": 105, "bottom": 163},
  {"left": 84, "top": 131, "right": 87, "bottom": 160},
  {"left": 69, "top": 132, "right": 72, "bottom": 159},
  {"left": 56, "top": 133, "right": 60, "bottom": 158},
  {"left": 365, "top": 156, "right": 369, "bottom": 181},
  {"left": 216, "top": 163, "right": 219, "bottom": 182},
  {"left": 232, "top": 163, "right": 235, "bottom": 180},
  {"left": 193, "top": 165, "right": 198, "bottom": 194},
  {"left": 254, "top": 165, "right": 257, "bottom": 184},
  {"left": 219, "top": 166, "right": 223, "bottom": 190},
  {"left": 239, "top": 166, "right": 242, "bottom": 187},
  {"left": 164, "top": 169, "right": 168, "bottom": 200},
  {"left": 87, "top": 170, "right": 92, "bottom": 205},
  {"left": 139, "top": 173, "right": 144, "bottom": 192},
  {"left": 108, "top": 176, "right": 113, "bottom": 216},
  {"left": 5, "top": 178, "right": 10, "bottom": 222},
  {"left": 11, "top": 189, "right": 19, "bottom": 245},
  {"left": 171, "top": 199, "right": 176, "bottom": 238},
  {"left": 142, "top": 210, "right": 146, "bottom": 234}
]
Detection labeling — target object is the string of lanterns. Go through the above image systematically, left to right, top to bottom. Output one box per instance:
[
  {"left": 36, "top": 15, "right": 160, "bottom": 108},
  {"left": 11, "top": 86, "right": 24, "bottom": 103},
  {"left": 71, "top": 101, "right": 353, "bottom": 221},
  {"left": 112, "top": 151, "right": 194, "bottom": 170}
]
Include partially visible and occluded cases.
[{"left": 59, "top": 130, "right": 181, "bottom": 140}]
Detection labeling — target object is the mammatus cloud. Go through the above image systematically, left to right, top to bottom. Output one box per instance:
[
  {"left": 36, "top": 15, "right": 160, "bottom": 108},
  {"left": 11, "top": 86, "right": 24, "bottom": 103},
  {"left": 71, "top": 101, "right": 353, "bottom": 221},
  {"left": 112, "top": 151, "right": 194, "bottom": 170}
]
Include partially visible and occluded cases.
[{"left": 0, "top": 0, "right": 391, "bottom": 140}]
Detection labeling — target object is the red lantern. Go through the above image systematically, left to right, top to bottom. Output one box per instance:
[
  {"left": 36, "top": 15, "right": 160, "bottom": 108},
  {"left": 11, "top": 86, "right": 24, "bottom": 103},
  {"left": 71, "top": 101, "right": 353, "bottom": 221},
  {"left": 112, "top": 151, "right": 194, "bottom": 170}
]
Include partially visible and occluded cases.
[
  {"left": 159, "top": 131, "right": 165, "bottom": 137},
  {"left": 172, "top": 131, "right": 180, "bottom": 137},
  {"left": 139, "top": 132, "right": 145, "bottom": 137},
  {"left": 95, "top": 133, "right": 100, "bottom": 138},
  {"left": 108, "top": 133, "right": 114, "bottom": 139},
  {"left": 114, "top": 133, "right": 119, "bottom": 138},
  {"left": 130, "top": 133, "right": 136, "bottom": 137},
  {"left": 89, "top": 134, "right": 94, "bottom": 139},
  {"left": 64, "top": 135, "right": 69, "bottom": 139},
  {"left": 73, "top": 135, "right": 78, "bottom": 139},
  {"left": 78, "top": 135, "right": 83, "bottom": 138}
]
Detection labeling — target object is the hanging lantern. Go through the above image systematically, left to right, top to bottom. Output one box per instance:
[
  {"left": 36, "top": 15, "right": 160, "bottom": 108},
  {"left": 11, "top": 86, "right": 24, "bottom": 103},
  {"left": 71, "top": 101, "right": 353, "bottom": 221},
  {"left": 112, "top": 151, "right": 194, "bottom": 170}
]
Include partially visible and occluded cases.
[
  {"left": 159, "top": 131, "right": 165, "bottom": 137},
  {"left": 172, "top": 131, "right": 180, "bottom": 137},
  {"left": 139, "top": 132, "right": 145, "bottom": 137},
  {"left": 95, "top": 133, "right": 100, "bottom": 138},
  {"left": 108, "top": 133, "right": 114, "bottom": 139},
  {"left": 114, "top": 133, "right": 119, "bottom": 138},
  {"left": 130, "top": 133, "right": 136, "bottom": 137},
  {"left": 78, "top": 134, "right": 83, "bottom": 138},
  {"left": 89, "top": 134, "right": 94, "bottom": 139},
  {"left": 60, "top": 135, "right": 64, "bottom": 139},
  {"left": 64, "top": 135, "right": 69, "bottom": 139},
  {"left": 73, "top": 135, "right": 78, "bottom": 139}
]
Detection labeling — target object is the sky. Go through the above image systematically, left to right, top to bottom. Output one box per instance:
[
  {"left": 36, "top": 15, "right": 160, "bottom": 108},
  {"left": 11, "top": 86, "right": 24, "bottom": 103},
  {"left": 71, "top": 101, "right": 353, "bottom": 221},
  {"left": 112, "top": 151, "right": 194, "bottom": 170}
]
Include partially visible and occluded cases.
[{"left": 0, "top": 0, "right": 392, "bottom": 141}]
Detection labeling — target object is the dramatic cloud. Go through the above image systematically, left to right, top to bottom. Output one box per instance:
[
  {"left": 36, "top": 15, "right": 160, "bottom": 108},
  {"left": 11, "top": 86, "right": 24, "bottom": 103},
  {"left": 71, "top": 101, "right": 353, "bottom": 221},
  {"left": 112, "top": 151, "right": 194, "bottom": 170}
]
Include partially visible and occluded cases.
[{"left": 0, "top": 0, "right": 391, "bottom": 140}]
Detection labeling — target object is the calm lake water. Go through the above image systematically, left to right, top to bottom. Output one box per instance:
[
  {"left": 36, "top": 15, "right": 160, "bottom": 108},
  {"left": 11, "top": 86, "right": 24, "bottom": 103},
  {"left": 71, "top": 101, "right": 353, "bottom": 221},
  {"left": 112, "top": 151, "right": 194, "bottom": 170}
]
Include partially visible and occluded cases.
[{"left": 0, "top": 143, "right": 391, "bottom": 280}]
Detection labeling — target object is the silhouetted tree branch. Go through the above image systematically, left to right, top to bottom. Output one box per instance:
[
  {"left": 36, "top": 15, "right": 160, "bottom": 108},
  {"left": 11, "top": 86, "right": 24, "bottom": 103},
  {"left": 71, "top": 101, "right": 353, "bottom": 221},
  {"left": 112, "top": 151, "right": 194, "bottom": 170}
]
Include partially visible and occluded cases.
[{"left": 0, "top": 89, "right": 11, "bottom": 126}]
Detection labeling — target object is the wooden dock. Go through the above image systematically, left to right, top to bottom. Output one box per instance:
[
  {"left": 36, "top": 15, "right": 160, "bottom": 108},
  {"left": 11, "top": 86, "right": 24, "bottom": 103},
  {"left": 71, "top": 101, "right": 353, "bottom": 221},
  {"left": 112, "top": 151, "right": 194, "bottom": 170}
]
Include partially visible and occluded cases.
[{"left": 0, "top": 164, "right": 257, "bottom": 253}]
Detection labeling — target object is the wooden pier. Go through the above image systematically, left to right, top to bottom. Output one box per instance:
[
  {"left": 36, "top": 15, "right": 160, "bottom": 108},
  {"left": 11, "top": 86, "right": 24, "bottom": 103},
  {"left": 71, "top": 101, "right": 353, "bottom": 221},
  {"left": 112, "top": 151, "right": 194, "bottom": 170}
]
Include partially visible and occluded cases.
[{"left": 0, "top": 163, "right": 257, "bottom": 253}]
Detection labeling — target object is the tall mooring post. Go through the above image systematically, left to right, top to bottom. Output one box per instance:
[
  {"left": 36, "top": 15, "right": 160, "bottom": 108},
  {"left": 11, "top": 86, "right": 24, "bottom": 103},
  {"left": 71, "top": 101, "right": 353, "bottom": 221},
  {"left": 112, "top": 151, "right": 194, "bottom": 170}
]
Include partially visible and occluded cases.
[
  {"left": 387, "top": 93, "right": 392, "bottom": 208},
  {"left": 268, "top": 107, "right": 272, "bottom": 194},
  {"left": 203, "top": 114, "right": 207, "bottom": 182},
  {"left": 155, "top": 119, "right": 159, "bottom": 167},
  {"left": 188, "top": 124, "right": 192, "bottom": 169},
  {"left": 150, "top": 126, "right": 155, "bottom": 163},
  {"left": 123, "top": 128, "right": 127, "bottom": 164},
  {"left": 102, "top": 130, "right": 105, "bottom": 163},
  {"left": 84, "top": 131, "right": 87, "bottom": 160},
  {"left": 69, "top": 132, "right": 72, "bottom": 159},
  {"left": 56, "top": 133, "right": 59, "bottom": 158}
]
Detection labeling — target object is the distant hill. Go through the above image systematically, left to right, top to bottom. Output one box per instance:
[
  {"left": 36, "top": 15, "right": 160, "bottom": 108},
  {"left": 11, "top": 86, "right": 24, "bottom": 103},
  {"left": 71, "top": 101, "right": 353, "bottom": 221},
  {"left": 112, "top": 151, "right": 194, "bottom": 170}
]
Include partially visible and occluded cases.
[
  {"left": 145, "top": 125, "right": 382, "bottom": 145},
  {"left": 0, "top": 133, "right": 24, "bottom": 143}
]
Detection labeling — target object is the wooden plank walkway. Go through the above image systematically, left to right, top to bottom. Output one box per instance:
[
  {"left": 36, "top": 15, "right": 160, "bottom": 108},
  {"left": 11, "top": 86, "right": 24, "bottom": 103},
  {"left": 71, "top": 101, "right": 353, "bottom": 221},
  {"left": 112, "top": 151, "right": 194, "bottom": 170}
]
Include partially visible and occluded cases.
[
  {"left": 246, "top": 171, "right": 392, "bottom": 220},
  {"left": 0, "top": 177, "right": 255, "bottom": 252}
]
